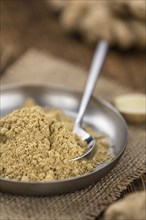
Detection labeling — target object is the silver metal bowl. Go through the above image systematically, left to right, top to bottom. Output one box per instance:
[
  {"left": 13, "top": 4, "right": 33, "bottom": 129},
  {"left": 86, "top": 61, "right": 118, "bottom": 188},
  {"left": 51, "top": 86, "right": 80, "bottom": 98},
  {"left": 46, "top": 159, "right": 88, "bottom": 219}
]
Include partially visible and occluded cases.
[{"left": 0, "top": 84, "right": 128, "bottom": 196}]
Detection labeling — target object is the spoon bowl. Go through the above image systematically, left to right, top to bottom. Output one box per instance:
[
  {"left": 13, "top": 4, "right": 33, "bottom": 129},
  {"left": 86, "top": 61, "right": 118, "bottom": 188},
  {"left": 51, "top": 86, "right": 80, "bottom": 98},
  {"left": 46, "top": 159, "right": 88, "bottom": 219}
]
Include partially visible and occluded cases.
[{"left": 70, "top": 126, "right": 95, "bottom": 161}]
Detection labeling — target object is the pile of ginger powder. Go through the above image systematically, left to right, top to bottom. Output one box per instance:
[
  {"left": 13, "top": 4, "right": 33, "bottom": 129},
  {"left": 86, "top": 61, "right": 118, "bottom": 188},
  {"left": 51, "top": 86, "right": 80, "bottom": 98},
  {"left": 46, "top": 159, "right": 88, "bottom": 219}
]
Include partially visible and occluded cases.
[{"left": 0, "top": 100, "right": 113, "bottom": 181}]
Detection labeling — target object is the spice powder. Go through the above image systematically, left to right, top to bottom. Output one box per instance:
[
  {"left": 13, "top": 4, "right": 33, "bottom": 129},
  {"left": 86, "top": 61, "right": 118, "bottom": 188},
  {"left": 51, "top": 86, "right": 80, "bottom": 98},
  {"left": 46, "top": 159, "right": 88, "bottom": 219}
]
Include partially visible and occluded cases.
[{"left": 0, "top": 102, "right": 113, "bottom": 181}]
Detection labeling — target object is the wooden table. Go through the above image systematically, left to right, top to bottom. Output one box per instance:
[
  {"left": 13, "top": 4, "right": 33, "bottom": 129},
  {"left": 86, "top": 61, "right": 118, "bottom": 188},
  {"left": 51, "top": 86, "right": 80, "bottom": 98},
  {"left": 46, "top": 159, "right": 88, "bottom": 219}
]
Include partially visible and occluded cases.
[{"left": 1, "top": 0, "right": 145, "bottom": 198}]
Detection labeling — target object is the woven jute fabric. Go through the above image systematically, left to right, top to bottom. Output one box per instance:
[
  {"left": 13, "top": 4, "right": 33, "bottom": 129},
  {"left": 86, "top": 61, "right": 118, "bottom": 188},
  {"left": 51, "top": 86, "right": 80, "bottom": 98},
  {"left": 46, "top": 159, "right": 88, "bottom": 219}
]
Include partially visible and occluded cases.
[{"left": 1, "top": 50, "right": 145, "bottom": 220}]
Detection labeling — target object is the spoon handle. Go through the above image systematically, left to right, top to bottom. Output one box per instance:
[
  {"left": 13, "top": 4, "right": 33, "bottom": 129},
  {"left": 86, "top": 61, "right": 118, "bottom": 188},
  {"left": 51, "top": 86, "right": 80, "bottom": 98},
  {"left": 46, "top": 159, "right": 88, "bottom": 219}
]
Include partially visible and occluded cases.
[{"left": 74, "top": 41, "right": 108, "bottom": 127}]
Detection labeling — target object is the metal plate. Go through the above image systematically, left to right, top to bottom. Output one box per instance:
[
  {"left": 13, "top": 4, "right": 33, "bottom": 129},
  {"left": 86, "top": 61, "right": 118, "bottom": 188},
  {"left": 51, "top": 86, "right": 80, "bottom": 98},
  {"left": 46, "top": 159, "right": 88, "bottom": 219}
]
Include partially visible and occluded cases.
[{"left": 0, "top": 84, "right": 128, "bottom": 196}]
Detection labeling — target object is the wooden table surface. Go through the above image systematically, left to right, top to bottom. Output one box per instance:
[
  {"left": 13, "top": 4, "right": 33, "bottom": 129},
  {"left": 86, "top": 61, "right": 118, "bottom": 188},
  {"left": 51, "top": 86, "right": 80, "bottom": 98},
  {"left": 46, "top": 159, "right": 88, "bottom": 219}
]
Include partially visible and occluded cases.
[{"left": 1, "top": 0, "right": 145, "bottom": 199}]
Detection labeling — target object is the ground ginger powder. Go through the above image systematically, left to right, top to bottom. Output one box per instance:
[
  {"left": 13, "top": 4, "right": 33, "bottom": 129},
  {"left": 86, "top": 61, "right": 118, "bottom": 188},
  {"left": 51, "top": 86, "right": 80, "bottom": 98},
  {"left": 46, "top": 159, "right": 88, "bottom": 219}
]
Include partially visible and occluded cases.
[{"left": 0, "top": 104, "right": 112, "bottom": 181}]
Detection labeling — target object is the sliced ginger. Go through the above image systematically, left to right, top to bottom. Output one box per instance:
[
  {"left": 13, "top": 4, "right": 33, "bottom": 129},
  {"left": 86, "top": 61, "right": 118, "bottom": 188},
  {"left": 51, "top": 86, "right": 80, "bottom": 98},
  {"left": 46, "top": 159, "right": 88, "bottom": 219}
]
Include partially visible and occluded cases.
[{"left": 113, "top": 93, "right": 146, "bottom": 123}]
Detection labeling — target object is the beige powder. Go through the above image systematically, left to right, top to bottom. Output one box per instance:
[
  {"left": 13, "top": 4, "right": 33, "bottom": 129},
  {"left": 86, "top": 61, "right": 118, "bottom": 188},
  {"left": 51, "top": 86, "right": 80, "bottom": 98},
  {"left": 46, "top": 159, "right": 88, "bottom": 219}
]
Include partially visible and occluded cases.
[{"left": 0, "top": 103, "right": 112, "bottom": 181}]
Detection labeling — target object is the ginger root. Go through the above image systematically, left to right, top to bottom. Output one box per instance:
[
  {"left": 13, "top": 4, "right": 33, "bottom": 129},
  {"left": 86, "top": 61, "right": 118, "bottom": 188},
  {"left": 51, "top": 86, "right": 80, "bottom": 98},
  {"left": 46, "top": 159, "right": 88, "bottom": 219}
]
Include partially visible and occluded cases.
[
  {"left": 47, "top": 0, "right": 146, "bottom": 49},
  {"left": 104, "top": 191, "right": 146, "bottom": 220}
]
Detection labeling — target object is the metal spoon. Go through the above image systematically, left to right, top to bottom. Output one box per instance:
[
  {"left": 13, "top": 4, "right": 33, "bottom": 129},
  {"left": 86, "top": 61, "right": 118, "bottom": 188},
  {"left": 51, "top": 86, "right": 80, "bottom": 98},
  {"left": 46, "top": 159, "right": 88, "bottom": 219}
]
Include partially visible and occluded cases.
[{"left": 71, "top": 41, "right": 108, "bottom": 161}]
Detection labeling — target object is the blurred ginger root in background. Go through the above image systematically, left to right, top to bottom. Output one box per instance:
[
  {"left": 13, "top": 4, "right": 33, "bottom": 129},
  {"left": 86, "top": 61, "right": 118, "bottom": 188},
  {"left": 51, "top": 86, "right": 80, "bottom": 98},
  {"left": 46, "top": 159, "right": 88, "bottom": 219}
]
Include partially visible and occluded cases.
[{"left": 48, "top": 0, "right": 146, "bottom": 49}]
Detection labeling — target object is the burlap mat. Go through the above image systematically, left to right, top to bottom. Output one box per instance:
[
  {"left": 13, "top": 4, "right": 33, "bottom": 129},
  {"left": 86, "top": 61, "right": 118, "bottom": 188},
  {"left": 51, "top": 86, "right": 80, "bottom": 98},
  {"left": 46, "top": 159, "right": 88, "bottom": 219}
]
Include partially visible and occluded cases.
[{"left": 1, "top": 50, "right": 145, "bottom": 220}]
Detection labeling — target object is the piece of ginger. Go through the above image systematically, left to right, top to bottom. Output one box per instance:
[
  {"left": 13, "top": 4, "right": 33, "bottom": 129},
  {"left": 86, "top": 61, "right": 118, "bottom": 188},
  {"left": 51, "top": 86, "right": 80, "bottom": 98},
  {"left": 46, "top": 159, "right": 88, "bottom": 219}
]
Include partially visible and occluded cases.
[
  {"left": 113, "top": 93, "right": 146, "bottom": 123},
  {"left": 104, "top": 191, "right": 146, "bottom": 220}
]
